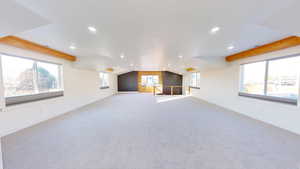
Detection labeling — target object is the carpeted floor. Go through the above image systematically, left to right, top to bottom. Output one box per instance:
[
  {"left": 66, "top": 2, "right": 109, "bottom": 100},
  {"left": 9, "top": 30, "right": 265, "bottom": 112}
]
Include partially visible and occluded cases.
[{"left": 1, "top": 94, "right": 300, "bottom": 169}]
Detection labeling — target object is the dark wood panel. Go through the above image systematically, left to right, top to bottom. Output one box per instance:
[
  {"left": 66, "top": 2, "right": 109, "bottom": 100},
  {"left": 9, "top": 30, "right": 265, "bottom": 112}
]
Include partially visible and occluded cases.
[
  {"left": 118, "top": 71, "right": 138, "bottom": 91},
  {"left": 162, "top": 71, "right": 183, "bottom": 95}
]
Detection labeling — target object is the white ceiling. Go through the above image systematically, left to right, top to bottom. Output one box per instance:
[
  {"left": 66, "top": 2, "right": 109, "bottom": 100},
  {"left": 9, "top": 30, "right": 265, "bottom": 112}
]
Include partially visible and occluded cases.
[
  {"left": 0, "top": 0, "right": 49, "bottom": 38},
  {"left": 2, "top": 0, "right": 300, "bottom": 74}
]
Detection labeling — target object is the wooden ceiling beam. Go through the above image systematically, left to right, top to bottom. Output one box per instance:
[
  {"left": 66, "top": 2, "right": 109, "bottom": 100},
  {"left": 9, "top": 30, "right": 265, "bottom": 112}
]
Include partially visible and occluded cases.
[
  {"left": 0, "top": 36, "right": 76, "bottom": 62},
  {"left": 225, "top": 36, "right": 300, "bottom": 62},
  {"left": 185, "top": 67, "right": 196, "bottom": 72}
]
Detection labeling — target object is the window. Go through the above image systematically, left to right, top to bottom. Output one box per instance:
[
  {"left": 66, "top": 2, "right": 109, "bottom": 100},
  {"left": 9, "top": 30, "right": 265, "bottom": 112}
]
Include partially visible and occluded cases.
[
  {"left": 1, "top": 54, "right": 63, "bottom": 106},
  {"left": 2, "top": 55, "right": 36, "bottom": 97},
  {"left": 240, "top": 55, "right": 300, "bottom": 105},
  {"left": 267, "top": 57, "right": 300, "bottom": 100},
  {"left": 240, "top": 61, "right": 266, "bottom": 95},
  {"left": 37, "top": 62, "right": 62, "bottom": 92},
  {"left": 99, "top": 72, "right": 109, "bottom": 89},
  {"left": 190, "top": 72, "right": 200, "bottom": 88},
  {"left": 141, "top": 75, "right": 159, "bottom": 86}
]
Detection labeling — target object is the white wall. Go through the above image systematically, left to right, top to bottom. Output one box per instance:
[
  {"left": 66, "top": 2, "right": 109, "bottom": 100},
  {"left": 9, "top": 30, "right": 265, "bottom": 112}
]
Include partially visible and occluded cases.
[
  {"left": 0, "top": 44, "right": 117, "bottom": 137},
  {"left": 186, "top": 46, "right": 300, "bottom": 135},
  {"left": 0, "top": 139, "right": 3, "bottom": 169}
]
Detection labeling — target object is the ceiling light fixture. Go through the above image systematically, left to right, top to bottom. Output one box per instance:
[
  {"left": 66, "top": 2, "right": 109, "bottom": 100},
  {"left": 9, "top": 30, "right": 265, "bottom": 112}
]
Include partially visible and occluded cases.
[
  {"left": 88, "top": 26, "right": 97, "bottom": 33},
  {"left": 210, "top": 26, "right": 220, "bottom": 34},
  {"left": 69, "top": 45, "right": 76, "bottom": 50},
  {"left": 228, "top": 45, "right": 235, "bottom": 50},
  {"left": 120, "top": 54, "right": 125, "bottom": 59},
  {"left": 178, "top": 55, "right": 183, "bottom": 59},
  {"left": 130, "top": 63, "right": 134, "bottom": 66}
]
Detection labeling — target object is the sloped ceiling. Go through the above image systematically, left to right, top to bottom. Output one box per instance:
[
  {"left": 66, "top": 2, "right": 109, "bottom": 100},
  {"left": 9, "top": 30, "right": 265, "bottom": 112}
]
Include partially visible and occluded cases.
[{"left": 0, "top": 0, "right": 49, "bottom": 38}]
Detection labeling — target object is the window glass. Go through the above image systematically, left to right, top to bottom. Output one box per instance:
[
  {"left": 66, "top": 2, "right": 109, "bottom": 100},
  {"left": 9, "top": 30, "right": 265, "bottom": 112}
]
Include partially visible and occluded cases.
[
  {"left": 1, "top": 54, "right": 63, "bottom": 99},
  {"left": 2, "top": 55, "right": 36, "bottom": 97},
  {"left": 240, "top": 56, "right": 300, "bottom": 103},
  {"left": 267, "top": 57, "right": 300, "bottom": 100},
  {"left": 240, "top": 61, "right": 266, "bottom": 95},
  {"left": 37, "top": 62, "right": 61, "bottom": 92},
  {"left": 99, "top": 72, "right": 109, "bottom": 87},
  {"left": 190, "top": 72, "right": 200, "bottom": 87},
  {"left": 103, "top": 73, "right": 109, "bottom": 87},
  {"left": 191, "top": 73, "right": 197, "bottom": 87},
  {"left": 141, "top": 75, "right": 159, "bottom": 86},
  {"left": 153, "top": 75, "right": 159, "bottom": 85},
  {"left": 141, "top": 76, "right": 147, "bottom": 86}
]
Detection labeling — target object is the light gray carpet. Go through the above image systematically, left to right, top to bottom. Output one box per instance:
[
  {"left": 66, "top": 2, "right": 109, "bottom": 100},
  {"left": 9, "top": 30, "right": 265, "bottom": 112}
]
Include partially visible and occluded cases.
[{"left": 2, "top": 94, "right": 300, "bottom": 169}]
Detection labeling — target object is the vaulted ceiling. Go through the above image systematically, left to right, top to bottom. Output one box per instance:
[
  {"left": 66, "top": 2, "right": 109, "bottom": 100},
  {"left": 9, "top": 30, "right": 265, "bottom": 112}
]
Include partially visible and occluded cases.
[{"left": 1, "top": 0, "right": 300, "bottom": 74}]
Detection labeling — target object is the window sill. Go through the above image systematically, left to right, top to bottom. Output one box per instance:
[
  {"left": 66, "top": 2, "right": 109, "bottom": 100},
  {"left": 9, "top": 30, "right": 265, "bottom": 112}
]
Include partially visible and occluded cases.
[
  {"left": 100, "top": 86, "right": 110, "bottom": 89},
  {"left": 190, "top": 86, "right": 200, "bottom": 89},
  {"left": 5, "top": 91, "right": 64, "bottom": 106},
  {"left": 238, "top": 92, "right": 297, "bottom": 105}
]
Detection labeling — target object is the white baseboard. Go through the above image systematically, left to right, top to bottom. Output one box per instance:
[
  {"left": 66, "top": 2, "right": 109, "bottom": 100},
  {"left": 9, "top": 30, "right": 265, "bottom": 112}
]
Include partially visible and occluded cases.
[{"left": 0, "top": 139, "right": 3, "bottom": 169}]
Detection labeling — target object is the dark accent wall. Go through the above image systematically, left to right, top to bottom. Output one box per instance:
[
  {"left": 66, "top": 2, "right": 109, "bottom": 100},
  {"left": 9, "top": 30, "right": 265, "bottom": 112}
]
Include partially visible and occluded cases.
[
  {"left": 118, "top": 71, "right": 138, "bottom": 91},
  {"left": 118, "top": 71, "right": 182, "bottom": 94},
  {"left": 162, "top": 71, "right": 183, "bottom": 95}
]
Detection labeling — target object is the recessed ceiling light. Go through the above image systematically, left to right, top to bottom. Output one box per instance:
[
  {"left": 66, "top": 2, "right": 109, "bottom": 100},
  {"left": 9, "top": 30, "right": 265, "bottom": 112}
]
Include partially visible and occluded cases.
[
  {"left": 88, "top": 26, "right": 97, "bottom": 33},
  {"left": 210, "top": 26, "right": 220, "bottom": 34},
  {"left": 69, "top": 45, "right": 76, "bottom": 50},
  {"left": 228, "top": 45, "right": 235, "bottom": 50},
  {"left": 120, "top": 54, "right": 125, "bottom": 59},
  {"left": 178, "top": 55, "right": 183, "bottom": 59},
  {"left": 130, "top": 63, "right": 134, "bottom": 66},
  {"left": 167, "top": 63, "right": 171, "bottom": 67}
]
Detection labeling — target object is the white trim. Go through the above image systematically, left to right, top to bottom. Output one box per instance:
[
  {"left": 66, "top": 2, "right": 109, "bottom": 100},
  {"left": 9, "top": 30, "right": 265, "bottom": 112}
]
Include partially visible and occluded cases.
[
  {"left": 263, "top": 61, "right": 269, "bottom": 95},
  {"left": 6, "top": 91, "right": 64, "bottom": 106},
  {"left": 239, "top": 92, "right": 297, "bottom": 105},
  {"left": 0, "top": 139, "right": 3, "bottom": 169}
]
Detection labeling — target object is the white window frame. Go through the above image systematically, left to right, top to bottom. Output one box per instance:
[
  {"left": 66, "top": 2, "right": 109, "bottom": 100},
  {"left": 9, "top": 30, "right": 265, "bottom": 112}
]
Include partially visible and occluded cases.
[
  {"left": 0, "top": 53, "right": 64, "bottom": 106},
  {"left": 239, "top": 54, "right": 300, "bottom": 105},
  {"left": 99, "top": 72, "right": 109, "bottom": 89},
  {"left": 190, "top": 72, "right": 200, "bottom": 89}
]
